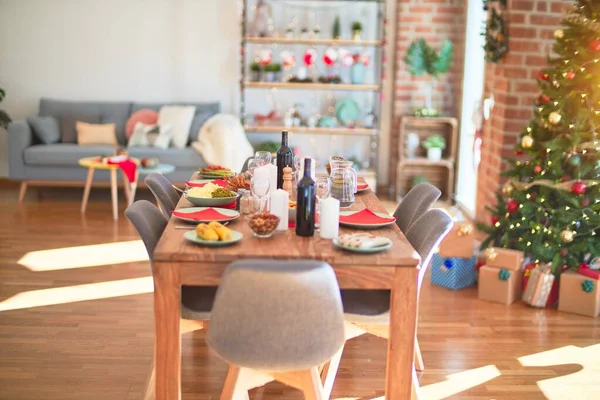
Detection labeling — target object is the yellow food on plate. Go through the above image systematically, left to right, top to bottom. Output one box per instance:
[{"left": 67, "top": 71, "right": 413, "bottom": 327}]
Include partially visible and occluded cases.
[
  {"left": 188, "top": 183, "right": 220, "bottom": 198},
  {"left": 289, "top": 201, "right": 297, "bottom": 209},
  {"left": 208, "top": 221, "right": 233, "bottom": 241},
  {"left": 195, "top": 223, "right": 219, "bottom": 241}
]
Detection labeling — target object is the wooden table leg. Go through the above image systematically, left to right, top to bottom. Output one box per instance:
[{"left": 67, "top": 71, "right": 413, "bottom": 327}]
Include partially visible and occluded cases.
[
  {"left": 81, "top": 168, "right": 95, "bottom": 213},
  {"left": 110, "top": 169, "right": 118, "bottom": 220},
  {"left": 130, "top": 170, "right": 139, "bottom": 205},
  {"left": 122, "top": 172, "right": 132, "bottom": 206},
  {"left": 18, "top": 182, "right": 28, "bottom": 203},
  {"left": 154, "top": 262, "right": 181, "bottom": 400},
  {"left": 386, "top": 267, "right": 419, "bottom": 399}
]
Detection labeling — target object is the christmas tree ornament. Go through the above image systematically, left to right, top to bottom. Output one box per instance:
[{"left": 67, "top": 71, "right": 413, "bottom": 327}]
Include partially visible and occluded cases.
[
  {"left": 554, "top": 29, "right": 564, "bottom": 39},
  {"left": 590, "top": 39, "right": 600, "bottom": 51},
  {"left": 322, "top": 47, "right": 338, "bottom": 67},
  {"left": 303, "top": 48, "right": 317, "bottom": 66},
  {"left": 338, "top": 48, "right": 353, "bottom": 67},
  {"left": 259, "top": 49, "right": 273, "bottom": 66},
  {"left": 280, "top": 50, "right": 296, "bottom": 69},
  {"left": 538, "top": 71, "right": 549, "bottom": 81},
  {"left": 566, "top": 71, "right": 576, "bottom": 80},
  {"left": 537, "top": 94, "right": 550, "bottom": 104},
  {"left": 548, "top": 111, "right": 562, "bottom": 125},
  {"left": 521, "top": 135, "right": 534, "bottom": 149},
  {"left": 515, "top": 149, "right": 524, "bottom": 156},
  {"left": 568, "top": 154, "right": 582, "bottom": 167},
  {"left": 534, "top": 165, "right": 543, "bottom": 174},
  {"left": 571, "top": 181, "right": 587, "bottom": 195},
  {"left": 502, "top": 182, "right": 514, "bottom": 196},
  {"left": 581, "top": 197, "right": 591, "bottom": 207},
  {"left": 506, "top": 199, "right": 519, "bottom": 213},
  {"left": 491, "top": 215, "right": 500, "bottom": 225},
  {"left": 561, "top": 229, "right": 574, "bottom": 243},
  {"left": 560, "top": 248, "right": 569, "bottom": 257},
  {"left": 592, "top": 257, "right": 600, "bottom": 270}
]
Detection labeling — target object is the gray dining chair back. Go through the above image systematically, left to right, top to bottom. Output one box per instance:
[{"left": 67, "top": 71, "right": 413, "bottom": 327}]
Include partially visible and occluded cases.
[
  {"left": 240, "top": 156, "right": 253, "bottom": 173},
  {"left": 144, "top": 172, "right": 180, "bottom": 218},
  {"left": 394, "top": 182, "right": 441, "bottom": 232},
  {"left": 125, "top": 200, "right": 167, "bottom": 262},
  {"left": 405, "top": 208, "right": 453, "bottom": 289},
  {"left": 207, "top": 259, "right": 345, "bottom": 372}
]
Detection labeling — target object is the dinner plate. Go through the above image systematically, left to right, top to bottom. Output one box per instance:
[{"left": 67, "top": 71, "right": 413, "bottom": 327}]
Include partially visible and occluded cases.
[
  {"left": 198, "top": 172, "right": 234, "bottom": 179},
  {"left": 186, "top": 179, "right": 214, "bottom": 187},
  {"left": 357, "top": 184, "right": 369, "bottom": 193},
  {"left": 185, "top": 192, "right": 238, "bottom": 207},
  {"left": 172, "top": 207, "right": 240, "bottom": 223},
  {"left": 338, "top": 210, "right": 397, "bottom": 229},
  {"left": 184, "top": 229, "right": 243, "bottom": 247},
  {"left": 333, "top": 237, "right": 392, "bottom": 253}
]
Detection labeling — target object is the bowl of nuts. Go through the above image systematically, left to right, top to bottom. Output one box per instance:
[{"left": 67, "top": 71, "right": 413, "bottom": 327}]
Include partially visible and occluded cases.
[{"left": 248, "top": 212, "right": 280, "bottom": 238}]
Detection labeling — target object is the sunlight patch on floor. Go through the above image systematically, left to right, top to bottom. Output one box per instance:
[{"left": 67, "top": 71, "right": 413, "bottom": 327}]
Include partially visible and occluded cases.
[
  {"left": 17, "top": 240, "right": 148, "bottom": 271},
  {"left": 0, "top": 276, "right": 153, "bottom": 312},
  {"left": 519, "top": 344, "right": 600, "bottom": 399}
]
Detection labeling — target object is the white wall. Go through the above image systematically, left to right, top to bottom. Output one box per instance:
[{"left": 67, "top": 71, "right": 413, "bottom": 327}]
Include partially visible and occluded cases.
[{"left": 0, "top": 0, "right": 240, "bottom": 177}]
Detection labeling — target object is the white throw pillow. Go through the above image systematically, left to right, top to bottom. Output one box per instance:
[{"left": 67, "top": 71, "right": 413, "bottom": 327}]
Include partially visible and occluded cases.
[
  {"left": 158, "top": 105, "right": 195, "bottom": 149},
  {"left": 128, "top": 122, "right": 156, "bottom": 147},
  {"left": 153, "top": 124, "right": 173, "bottom": 149}
]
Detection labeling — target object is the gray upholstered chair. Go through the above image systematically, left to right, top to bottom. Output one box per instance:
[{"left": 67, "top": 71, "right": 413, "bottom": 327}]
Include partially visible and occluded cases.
[
  {"left": 240, "top": 156, "right": 253, "bottom": 173},
  {"left": 144, "top": 172, "right": 180, "bottom": 218},
  {"left": 394, "top": 182, "right": 442, "bottom": 233},
  {"left": 125, "top": 200, "right": 217, "bottom": 399},
  {"left": 340, "top": 209, "right": 453, "bottom": 373},
  {"left": 207, "top": 259, "right": 345, "bottom": 400}
]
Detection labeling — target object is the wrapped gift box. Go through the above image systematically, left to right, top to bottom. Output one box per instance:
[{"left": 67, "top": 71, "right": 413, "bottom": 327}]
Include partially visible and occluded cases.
[
  {"left": 438, "top": 223, "right": 476, "bottom": 259},
  {"left": 484, "top": 248, "right": 524, "bottom": 272},
  {"left": 430, "top": 253, "right": 477, "bottom": 290},
  {"left": 522, "top": 263, "right": 559, "bottom": 307},
  {"left": 522, "top": 264, "right": 555, "bottom": 308},
  {"left": 478, "top": 265, "right": 522, "bottom": 305},
  {"left": 558, "top": 270, "right": 600, "bottom": 317}
]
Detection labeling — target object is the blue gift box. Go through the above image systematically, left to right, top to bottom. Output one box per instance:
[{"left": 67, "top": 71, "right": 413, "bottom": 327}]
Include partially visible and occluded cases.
[{"left": 430, "top": 253, "right": 477, "bottom": 290}]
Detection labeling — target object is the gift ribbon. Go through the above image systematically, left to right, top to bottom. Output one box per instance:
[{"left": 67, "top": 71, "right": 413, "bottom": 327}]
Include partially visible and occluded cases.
[
  {"left": 457, "top": 223, "right": 473, "bottom": 236},
  {"left": 485, "top": 247, "right": 498, "bottom": 262},
  {"left": 441, "top": 259, "right": 454, "bottom": 272},
  {"left": 578, "top": 265, "right": 600, "bottom": 280},
  {"left": 498, "top": 268, "right": 511, "bottom": 281},
  {"left": 582, "top": 280, "right": 595, "bottom": 293}
]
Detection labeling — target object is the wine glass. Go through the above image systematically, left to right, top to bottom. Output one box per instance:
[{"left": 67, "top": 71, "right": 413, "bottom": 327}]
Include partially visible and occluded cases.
[
  {"left": 254, "top": 151, "right": 272, "bottom": 165},
  {"left": 246, "top": 158, "right": 262, "bottom": 176},
  {"left": 251, "top": 176, "right": 270, "bottom": 213},
  {"left": 315, "top": 176, "right": 331, "bottom": 228}
]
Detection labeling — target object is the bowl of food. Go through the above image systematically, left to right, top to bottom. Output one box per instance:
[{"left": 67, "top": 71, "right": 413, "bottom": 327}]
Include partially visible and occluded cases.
[
  {"left": 198, "top": 165, "right": 234, "bottom": 179},
  {"left": 185, "top": 183, "right": 238, "bottom": 207},
  {"left": 288, "top": 200, "right": 297, "bottom": 221},
  {"left": 247, "top": 212, "right": 280, "bottom": 238}
]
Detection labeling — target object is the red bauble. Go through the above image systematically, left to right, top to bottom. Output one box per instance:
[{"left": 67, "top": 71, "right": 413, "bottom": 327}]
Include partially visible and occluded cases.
[
  {"left": 590, "top": 39, "right": 600, "bottom": 51},
  {"left": 538, "top": 71, "right": 549, "bottom": 81},
  {"left": 566, "top": 71, "right": 576, "bottom": 80},
  {"left": 537, "top": 94, "right": 550, "bottom": 104},
  {"left": 515, "top": 149, "right": 525, "bottom": 156},
  {"left": 534, "top": 165, "right": 543, "bottom": 174},
  {"left": 571, "top": 181, "right": 587, "bottom": 195},
  {"left": 581, "top": 197, "right": 591, "bottom": 207},
  {"left": 507, "top": 199, "right": 519, "bottom": 213},
  {"left": 491, "top": 215, "right": 500, "bottom": 225}
]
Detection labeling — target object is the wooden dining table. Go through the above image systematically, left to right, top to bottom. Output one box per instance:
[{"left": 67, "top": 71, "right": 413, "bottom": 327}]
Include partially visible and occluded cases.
[{"left": 152, "top": 179, "right": 421, "bottom": 399}]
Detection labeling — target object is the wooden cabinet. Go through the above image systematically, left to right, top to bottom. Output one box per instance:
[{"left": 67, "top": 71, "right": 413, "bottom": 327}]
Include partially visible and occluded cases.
[{"left": 396, "top": 117, "right": 458, "bottom": 203}]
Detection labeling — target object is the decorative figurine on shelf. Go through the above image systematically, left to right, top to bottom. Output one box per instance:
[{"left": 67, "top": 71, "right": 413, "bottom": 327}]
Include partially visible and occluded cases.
[
  {"left": 250, "top": 0, "right": 274, "bottom": 37},
  {"left": 332, "top": 15, "right": 341, "bottom": 39},
  {"left": 351, "top": 21, "right": 362, "bottom": 41},
  {"left": 313, "top": 24, "right": 321, "bottom": 39},
  {"left": 300, "top": 27, "right": 310, "bottom": 40},
  {"left": 404, "top": 38, "right": 453, "bottom": 117},
  {"left": 350, "top": 52, "right": 369, "bottom": 84},
  {"left": 364, "top": 109, "right": 376, "bottom": 129},
  {"left": 405, "top": 133, "right": 420, "bottom": 159},
  {"left": 282, "top": 166, "right": 294, "bottom": 197}
]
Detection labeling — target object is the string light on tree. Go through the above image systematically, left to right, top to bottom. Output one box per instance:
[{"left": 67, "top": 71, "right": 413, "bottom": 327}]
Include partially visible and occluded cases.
[
  {"left": 554, "top": 29, "right": 564, "bottom": 39},
  {"left": 521, "top": 135, "right": 534, "bottom": 149}
]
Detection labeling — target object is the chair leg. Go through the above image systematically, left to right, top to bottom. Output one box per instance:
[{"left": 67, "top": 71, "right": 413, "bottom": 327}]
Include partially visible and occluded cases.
[
  {"left": 18, "top": 182, "right": 28, "bottom": 202},
  {"left": 414, "top": 338, "right": 424, "bottom": 372},
  {"left": 320, "top": 345, "right": 344, "bottom": 399},
  {"left": 143, "top": 363, "right": 156, "bottom": 400},
  {"left": 221, "top": 365, "right": 249, "bottom": 400},
  {"left": 411, "top": 366, "right": 421, "bottom": 400},
  {"left": 299, "top": 367, "right": 325, "bottom": 400}
]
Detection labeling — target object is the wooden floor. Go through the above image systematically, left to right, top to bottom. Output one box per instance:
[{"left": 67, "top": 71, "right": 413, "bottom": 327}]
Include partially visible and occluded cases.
[{"left": 1, "top": 183, "right": 599, "bottom": 400}]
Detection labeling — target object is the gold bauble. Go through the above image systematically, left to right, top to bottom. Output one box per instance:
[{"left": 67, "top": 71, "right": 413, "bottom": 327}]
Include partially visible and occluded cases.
[
  {"left": 554, "top": 29, "right": 564, "bottom": 39},
  {"left": 549, "top": 111, "right": 562, "bottom": 125},
  {"left": 521, "top": 135, "right": 534, "bottom": 149},
  {"left": 502, "top": 182, "right": 514, "bottom": 196},
  {"left": 560, "top": 229, "right": 574, "bottom": 243}
]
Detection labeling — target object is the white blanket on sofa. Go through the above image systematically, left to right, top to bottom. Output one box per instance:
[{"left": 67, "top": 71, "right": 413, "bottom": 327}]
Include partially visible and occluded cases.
[{"left": 191, "top": 114, "right": 254, "bottom": 172}]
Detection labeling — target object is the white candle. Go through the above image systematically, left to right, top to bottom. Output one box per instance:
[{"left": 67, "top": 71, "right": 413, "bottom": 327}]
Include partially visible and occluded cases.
[
  {"left": 266, "top": 163, "right": 277, "bottom": 194},
  {"left": 270, "top": 189, "right": 289, "bottom": 231},
  {"left": 319, "top": 197, "right": 340, "bottom": 239}
]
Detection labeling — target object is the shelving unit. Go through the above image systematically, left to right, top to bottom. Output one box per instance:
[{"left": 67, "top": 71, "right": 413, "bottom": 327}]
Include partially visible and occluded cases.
[
  {"left": 240, "top": 0, "right": 387, "bottom": 188},
  {"left": 396, "top": 116, "right": 458, "bottom": 203}
]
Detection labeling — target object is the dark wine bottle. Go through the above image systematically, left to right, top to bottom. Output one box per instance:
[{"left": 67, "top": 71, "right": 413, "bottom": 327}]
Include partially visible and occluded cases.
[
  {"left": 276, "top": 130, "right": 293, "bottom": 189},
  {"left": 296, "top": 158, "right": 316, "bottom": 237}
]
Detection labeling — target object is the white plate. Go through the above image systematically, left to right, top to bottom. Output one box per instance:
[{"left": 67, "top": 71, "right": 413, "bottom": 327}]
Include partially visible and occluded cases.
[
  {"left": 185, "top": 193, "right": 238, "bottom": 207},
  {"left": 172, "top": 207, "right": 240, "bottom": 223},
  {"left": 338, "top": 210, "right": 397, "bottom": 229},
  {"left": 184, "top": 229, "right": 243, "bottom": 247},
  {"left": 333, "top": 237, "right": 392, "bottom": 253}
]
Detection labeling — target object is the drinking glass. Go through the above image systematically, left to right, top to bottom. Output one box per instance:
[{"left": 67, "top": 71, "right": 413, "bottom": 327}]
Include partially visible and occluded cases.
[
  {"left": 254, "top": 151, "right": 272, "bottom": 165},
  {"left": 246, "top": 158, "right": 262, "bottom": 176},
  {"left": 251, "top": 176, "right": 270, "bottom": 213},
  {"left": 315, "top": 176, "right": 331, "bottom": 228}
]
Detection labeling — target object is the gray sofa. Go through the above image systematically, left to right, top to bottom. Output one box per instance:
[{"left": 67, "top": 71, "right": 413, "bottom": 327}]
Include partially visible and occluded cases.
[{"left": 8, "top": 98, "right": 218, "bottom": 187}]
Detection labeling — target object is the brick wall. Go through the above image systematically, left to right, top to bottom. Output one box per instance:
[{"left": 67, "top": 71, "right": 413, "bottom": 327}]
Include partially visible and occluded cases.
[
  {"left": 391, "top": 0, "right": 466, "bottom": 192},
  {"left": 475, "top": 0, "right": 564, "bottom": 221}
]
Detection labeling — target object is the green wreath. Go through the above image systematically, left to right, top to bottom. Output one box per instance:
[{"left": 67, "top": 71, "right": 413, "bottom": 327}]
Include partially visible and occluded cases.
[{"left": 483, "top": 0, "right": 509, "bottom": 63}]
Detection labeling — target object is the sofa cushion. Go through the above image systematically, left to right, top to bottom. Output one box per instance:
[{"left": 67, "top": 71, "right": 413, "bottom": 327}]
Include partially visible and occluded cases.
[
  {"left": 39, "top": 98, "right": 132, "bottom": 145},
  {"left": 131, "top": 102, "right": 220, "bottom": 144},
  {"left": 26, "top": 116, "right": 61, "bottom": 144},
  {"left": 25, "top": 144, "right": 206, "bottom": 169}
]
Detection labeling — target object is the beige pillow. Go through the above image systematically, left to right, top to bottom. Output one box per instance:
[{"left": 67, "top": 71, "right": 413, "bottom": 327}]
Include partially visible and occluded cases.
[{"left": 76, "top": 121, "right": 118, "bottom": 145}]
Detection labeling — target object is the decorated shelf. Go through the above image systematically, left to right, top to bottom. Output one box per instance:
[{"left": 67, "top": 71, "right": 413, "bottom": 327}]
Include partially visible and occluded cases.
[
  {"left": 245, "top": 37, "right": 383, "bottom": 46},
  {"left": 244, "top": 81, "right": 381, "bottom": 91},
  {"left": 244, "top": 125, "right": 377, "bottom": 136}
]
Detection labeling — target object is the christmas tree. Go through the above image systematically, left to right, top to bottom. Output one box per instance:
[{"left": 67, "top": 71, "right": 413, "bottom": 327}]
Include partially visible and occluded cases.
[{"left": 479, "top": 0, "right": 600, "bottom": 275}]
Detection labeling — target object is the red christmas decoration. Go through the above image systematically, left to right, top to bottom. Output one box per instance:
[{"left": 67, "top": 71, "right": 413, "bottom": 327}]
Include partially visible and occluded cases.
[
  {"left": 589, "top": 39, "right": 600, "bottom": 51},
  {"left": 303, "top": 49, "right": 316, "bottom": 66},
  {"left": 538, "top": 71, "right": 549, "bottom": 81},
  {"left": 566, "top": 71, "right": 576, "bottom": 80},
  {"left": 537, "top": 94, "right": 550, "bottom": 104},
  {"left": 515, "top": 149, "right": 524, "bottom": 156},
  {"left": 534, "top": 165, "right": 543, "bottom": 174},
  {"left": 571, "top": 181, "right": 587, "bottom": 195},
  {"left": 581, "top": 197, "right": 590, "bottom": 207},
  {"left": 507, "top": 199, "right": 519, "bottom": 213},
  {"left": 491, "top": 215, "right": 500, "bottom": 225},
  {"left": 580, "top": 263, "right": 590, "bottom": 270}
]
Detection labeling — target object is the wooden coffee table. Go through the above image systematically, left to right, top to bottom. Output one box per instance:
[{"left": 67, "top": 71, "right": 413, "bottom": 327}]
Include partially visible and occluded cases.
[{"left": 78, "top": 156, "right": 139, "bottom": 220}]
